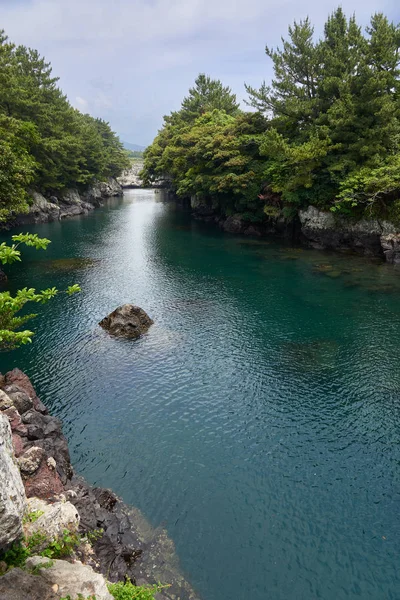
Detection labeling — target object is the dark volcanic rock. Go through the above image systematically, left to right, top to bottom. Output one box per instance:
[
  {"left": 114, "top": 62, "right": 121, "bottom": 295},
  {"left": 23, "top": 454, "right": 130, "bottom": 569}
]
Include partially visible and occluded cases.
[
  {"left": 99, "top": 304, "right": 154, "bottom": 339},
  {"left": 5, "top": 369, "right": 48, "bottom": 414},
  {"left": 3, "top": 385, "right": 33, "bottom": 415},
  {"left": 24, "top": 460, "right": 64, "bottom": 499}
]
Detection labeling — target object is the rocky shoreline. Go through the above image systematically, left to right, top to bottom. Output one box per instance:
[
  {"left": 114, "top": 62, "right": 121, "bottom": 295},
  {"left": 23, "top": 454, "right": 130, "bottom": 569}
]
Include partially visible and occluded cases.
[
  {"left": 4, "top": 178, "right": 123, "bottom": 228},
  {"left": 191, "top": 199, "right": 400, "bottom": 265},
  {"left": 0, "top": 369, "right": 199, "bottom": 600}
]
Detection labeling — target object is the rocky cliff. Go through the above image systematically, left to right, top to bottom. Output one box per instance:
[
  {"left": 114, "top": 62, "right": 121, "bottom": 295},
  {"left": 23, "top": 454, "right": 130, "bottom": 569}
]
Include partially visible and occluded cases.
[
  {"left": 117, "top": 161, "right": 171, "bottom": 189},
  {"left": 117, "top": 161, "right": 144, "bottom": 188},
  {"left": 7, "top": 178, "right": 123, "bottom": 228},
  {"left": 191, "top": 197, "right": 400, "bottom": 265},
  {"left": 0, "top": 369, "right": 199, "bottom": 600}
]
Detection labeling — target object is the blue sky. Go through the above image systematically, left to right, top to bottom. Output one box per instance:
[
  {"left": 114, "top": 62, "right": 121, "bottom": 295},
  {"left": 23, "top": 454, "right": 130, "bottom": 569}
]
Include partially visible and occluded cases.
[{"left": 1, "top": 0, "right": 399, "bottom": 146}]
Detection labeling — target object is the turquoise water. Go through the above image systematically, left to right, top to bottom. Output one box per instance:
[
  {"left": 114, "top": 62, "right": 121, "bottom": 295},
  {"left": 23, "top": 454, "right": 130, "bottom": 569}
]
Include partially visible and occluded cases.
[{"left": 1, "top": 189, "right": 400, "bottom": 600}]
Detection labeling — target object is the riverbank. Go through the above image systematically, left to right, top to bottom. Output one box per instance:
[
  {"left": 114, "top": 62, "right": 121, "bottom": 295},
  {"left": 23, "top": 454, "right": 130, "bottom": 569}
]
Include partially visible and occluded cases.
[
  {"left": 4, "top": 178, "right": 123, "bottom": 229},
  {"left": 191, "top": 199, "right": 400, "bottom": 265},
  {"left": 0, "top": 368, "right": 199, "bottom": 600}
]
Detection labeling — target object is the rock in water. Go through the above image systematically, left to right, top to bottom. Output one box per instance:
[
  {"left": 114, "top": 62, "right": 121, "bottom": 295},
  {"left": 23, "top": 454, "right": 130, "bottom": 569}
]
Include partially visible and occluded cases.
[
  {"left": 99, "top": 304, "right": 153, "bottom": 339},
  {"left": 0, "top": 413, "right": 26, "bottom": 549}
]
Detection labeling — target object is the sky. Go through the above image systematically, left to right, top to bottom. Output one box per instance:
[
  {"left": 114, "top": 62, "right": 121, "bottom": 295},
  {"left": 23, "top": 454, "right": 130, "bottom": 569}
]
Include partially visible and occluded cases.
[{"left": 0, "top": 0, "right": 399, "bottom": 146}]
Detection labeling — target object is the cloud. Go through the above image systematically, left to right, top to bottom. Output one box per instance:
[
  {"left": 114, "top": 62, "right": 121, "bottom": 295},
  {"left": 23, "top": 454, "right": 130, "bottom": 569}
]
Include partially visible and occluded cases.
[
  {"left": 1, "top": 0, "right": 399, "bottom": 144},
  {"left": 74, "top": 96, "right": 89, "bottom": 110}
]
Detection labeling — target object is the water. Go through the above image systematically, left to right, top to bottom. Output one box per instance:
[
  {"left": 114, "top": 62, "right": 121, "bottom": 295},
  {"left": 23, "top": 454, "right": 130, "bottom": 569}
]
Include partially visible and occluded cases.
[{"left": 1, "top": 189, "right": 400, "bottom": 600}]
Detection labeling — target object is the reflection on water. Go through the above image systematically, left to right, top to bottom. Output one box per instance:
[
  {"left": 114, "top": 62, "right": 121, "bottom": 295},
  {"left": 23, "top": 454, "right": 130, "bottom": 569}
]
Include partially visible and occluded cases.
[{"left": 1, "top": 189, "right": 400, "bottom": 600}]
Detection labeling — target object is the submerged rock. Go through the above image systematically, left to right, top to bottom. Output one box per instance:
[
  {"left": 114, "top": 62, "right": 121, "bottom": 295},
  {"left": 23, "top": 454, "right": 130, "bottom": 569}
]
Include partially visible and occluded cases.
[
  {"left": 42, "top": 257, "right": 99, "bottom": 272},
  {"left": 99, "top": 304, "right": 154, "bottom": 339}
]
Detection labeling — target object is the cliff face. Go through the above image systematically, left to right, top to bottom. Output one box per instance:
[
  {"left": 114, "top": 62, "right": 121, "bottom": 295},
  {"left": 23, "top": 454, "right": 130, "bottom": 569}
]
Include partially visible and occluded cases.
[
  {"left": 117, "top": 161, "right": 171, "bottom": 189},
  {"left": 117, "top": 161, "right": 144, "bottom": 188},
  {"left": 8, "top": 178, "right": 123, "bottom": 227},
  {"left": 191, "top": 197, "right": 400, "bottom": 264},
  {"left": 298, "top": 206, "right": 400, "bottom": 263}
]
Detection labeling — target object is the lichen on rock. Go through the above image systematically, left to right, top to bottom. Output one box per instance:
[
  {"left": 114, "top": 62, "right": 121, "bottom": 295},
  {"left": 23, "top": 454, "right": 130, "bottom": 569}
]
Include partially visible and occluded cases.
[{"left": 0, "top": 413, "right": 26, "bottom": 549}]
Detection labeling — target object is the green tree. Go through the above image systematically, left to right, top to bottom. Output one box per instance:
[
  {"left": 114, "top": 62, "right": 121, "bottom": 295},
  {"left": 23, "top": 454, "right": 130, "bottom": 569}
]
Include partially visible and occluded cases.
[
  {"left": 0, "top": 28, "right": 129, "bottom": 220},
  {"left": 180, "top": 73, "right": 240, "bottom": 122}
]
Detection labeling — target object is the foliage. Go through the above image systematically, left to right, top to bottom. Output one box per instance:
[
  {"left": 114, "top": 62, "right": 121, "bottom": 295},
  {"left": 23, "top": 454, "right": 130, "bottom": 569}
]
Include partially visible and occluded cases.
[
  {"left": 143, "top": 10, "right": 400, "bottom": 221},
  {"left": 0, "top": 29, "right": 129, "bottom": 222},
  {"left": 126, "top": 150, "right": 144, "bottom": 159},
  {"left": 0, "top": 233, "right": 80, "bottom": 350},
  {"left": 22, "top": 509, "right": 45, "bottom": 525},
  {"left": 0, "top": 529, "right": 82, "bottom": 570},
  {"left": 39, "top": 529, "right": 81, "bottom": 559},
  {"left": 108, "top": 579, "right": 170, "bottom": 600}
]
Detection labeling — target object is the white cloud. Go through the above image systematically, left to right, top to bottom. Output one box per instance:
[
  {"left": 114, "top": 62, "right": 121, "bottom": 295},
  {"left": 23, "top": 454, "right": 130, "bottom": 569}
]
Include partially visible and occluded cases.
[
  {"left": 1, "top": 0, "right": 399, "bottom": 144},
  {"left": 74, "top": 96, "right": 89, "bottom": 110}
]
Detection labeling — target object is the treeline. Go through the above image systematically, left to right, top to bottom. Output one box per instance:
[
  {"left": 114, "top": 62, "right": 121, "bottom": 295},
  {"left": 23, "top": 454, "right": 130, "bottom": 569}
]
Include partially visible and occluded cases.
[
  {"left": 142, "top": 9, "right": 400, "bottom": 222},
  {"left": 0, "top": 30, "right": 129, "bottom": 221}
]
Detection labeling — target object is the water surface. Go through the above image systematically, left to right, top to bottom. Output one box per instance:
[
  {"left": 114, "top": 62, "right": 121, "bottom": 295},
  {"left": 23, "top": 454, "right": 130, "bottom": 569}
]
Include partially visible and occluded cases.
[{"left": 1, "top": 189, "right": 400, "bottom": 600}]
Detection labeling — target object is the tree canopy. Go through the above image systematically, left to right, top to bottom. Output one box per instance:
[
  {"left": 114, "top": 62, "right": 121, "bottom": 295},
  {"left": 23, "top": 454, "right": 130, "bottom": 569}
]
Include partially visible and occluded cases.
[
  {"left": 143, "top": 9, "right": 400, "bottom": 222},
  {"left": 0, "top": 30, "right": 129, "bottom": 222}
]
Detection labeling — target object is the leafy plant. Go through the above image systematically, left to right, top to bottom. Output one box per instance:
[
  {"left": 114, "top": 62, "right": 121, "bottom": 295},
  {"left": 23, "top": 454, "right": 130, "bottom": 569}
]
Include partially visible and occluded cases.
[
  {"left": 0, "top": 233, "right": 80, "bottom": 349},
  {"left": 22, "top": 509, "right": 45, "bottom": 524},
  {"left": 0, "top": 529, "right": 81, "bottom": 570},
  {"left": 39, "top": 529, "right": 81, "bottom": 559},
  {"left": 108, "top": 579, "right": 170, "bottom": 600}
]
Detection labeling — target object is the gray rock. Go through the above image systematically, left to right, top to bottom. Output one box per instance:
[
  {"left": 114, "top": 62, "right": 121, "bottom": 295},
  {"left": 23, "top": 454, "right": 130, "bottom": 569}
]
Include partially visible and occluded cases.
[
  {"left": 117, "top": 161, "right": 144, "bottom": 188},
  {"left": 84, "top": 177, "right": 123, "bottom": 200},
  {"left": 10, "top": 178, "right": 122, "bottom": 226},
  {"left": 298, "top": 205, "right": 397, "bottom": 256},
  {"left": 223, "top": 215, "right": 245, "bottom": 234},
  {"left": 380, "top": 233, "right": 400, "bottom": 264},
  {"left": 99, "top": 304, "right": 154, "bottom": 339},
  {"left": 3, "top": 385, "right": 33, "bottom": 415},
  {"left": 0, "top": 390, "right": 14, "bottom": 411},
  {"left": 0, "top": 413, "right": 26, "bottom": 549},
  {"left": 18, "top": 446, "right": 44, "bottom": 474},
  {"left": 24, "top": 497, "right": 80, "bottom": 549},
  {"left": 26, "top": 556, "right": 114, "bottom": 600},
  {"left": 0, "top": 567, "right": 59, "bottom": 600}
]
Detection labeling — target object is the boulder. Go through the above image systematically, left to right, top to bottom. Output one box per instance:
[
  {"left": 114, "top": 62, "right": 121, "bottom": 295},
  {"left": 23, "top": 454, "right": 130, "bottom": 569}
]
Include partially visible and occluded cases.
[
  {"left": 222, "top": 215, "right": 245, "bottom": 234},
  {"left": 380, "top": 233, "right": 400, "bottom": 264},
  {"left": 99, "top": 304, "right": 153, "bottom": 339},
  {"left": 4, "top": 369, "right": 48, "bottom": 414},
  {"left": 3, "top": 385, "right": 33, "bottom": 415},
  {"left": 0, "top": 390, "right": 14, "bottom": 411},
  {"left": 0, "top": 413, "right": 26, "bottom": 549},
  {"left": 18, "top": 446, "right": 44, "bottom": 475},
  {"left": 24, "top": 460, "right": 64, "bottom": 500},
  {"left": 24, "top": 497, "right": 80, "bottom": 550},
  {"left": 25, "top": 556, "right": 114, "bottom": 600},
  {"left": 0, "top": 568, "right": 59, "bottom": 600}
]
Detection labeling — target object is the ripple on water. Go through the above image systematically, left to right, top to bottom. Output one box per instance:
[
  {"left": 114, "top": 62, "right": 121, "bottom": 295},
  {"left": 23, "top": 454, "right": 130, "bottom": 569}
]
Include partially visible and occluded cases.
[{"left": 1, "top": 189, "right": 400, "bottom": 600}]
